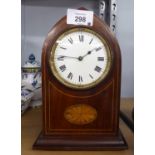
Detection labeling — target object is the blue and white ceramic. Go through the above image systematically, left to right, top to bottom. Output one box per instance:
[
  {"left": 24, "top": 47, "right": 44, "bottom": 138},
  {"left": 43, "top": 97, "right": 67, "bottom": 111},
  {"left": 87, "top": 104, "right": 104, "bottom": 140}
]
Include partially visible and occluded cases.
[
  {"left": 21, "top": 54, "right": 42, "bottom": 105},
  {"left": 21, "top": 85, "right": 34, "bottom": 114}
]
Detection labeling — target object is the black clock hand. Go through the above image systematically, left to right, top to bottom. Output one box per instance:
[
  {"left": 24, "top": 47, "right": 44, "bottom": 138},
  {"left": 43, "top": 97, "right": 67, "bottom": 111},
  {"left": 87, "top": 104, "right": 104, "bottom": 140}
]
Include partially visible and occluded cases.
[
  {"left": 56, "top": 46, "right": 103, "bottom": 61},
  {"left": 79, "top": 46, "right": 103, "bottom": 60},
  {"left": 81, "top": 50, "right": 92, "bottom": 58},
  {"left": 57, "top": 55, "right": 78, "bottom": 60}
]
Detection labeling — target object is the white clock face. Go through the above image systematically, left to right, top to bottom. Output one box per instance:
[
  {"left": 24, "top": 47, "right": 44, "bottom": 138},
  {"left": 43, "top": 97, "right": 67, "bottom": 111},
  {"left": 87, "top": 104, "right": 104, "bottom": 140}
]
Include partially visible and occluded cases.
[{"left": 49, "top": 28, "right": 112, "bottom": 89}]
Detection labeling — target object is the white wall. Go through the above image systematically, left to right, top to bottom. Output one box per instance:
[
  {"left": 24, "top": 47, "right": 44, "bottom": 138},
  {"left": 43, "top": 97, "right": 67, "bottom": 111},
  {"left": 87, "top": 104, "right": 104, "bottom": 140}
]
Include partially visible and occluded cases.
[
  {"left": 21, "top": 0, "right": 134, "bottom": 97},
  {"left": 116, "top": 0, "right": 134, "bottom": 97}
]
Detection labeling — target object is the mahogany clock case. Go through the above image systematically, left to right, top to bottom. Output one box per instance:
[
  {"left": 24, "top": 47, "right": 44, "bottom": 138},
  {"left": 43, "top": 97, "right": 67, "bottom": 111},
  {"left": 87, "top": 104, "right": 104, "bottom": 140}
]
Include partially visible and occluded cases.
[{"left": 33, "top": 13, "right": 127, "bottom": 150}]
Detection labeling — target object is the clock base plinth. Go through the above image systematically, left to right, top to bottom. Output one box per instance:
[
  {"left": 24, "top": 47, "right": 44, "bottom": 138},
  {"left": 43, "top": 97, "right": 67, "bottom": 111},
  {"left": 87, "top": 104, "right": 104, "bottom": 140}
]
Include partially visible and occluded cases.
[{"left": 33, "top": 130, "right": 128, "bottom": 150}]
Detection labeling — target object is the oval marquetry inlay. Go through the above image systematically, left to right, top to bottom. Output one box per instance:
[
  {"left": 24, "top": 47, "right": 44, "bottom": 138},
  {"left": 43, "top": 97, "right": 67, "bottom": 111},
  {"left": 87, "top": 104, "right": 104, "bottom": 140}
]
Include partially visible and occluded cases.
[{"left": 64, "top": 104, "right": 97, "bottom": 125}]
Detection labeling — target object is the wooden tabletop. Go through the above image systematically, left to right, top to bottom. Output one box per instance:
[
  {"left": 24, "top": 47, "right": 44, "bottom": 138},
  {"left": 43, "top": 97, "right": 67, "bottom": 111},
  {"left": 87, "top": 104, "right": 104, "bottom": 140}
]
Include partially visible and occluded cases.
[{"left": 21, "top": 98, "right": 134, "bottom": 155}]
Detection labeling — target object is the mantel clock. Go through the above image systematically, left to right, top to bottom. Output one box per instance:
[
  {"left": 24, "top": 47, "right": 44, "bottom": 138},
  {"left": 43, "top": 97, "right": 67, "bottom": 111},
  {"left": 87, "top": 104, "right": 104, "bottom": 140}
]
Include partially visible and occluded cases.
[{"left": 33, "top": 9, "right": 127, "bottom": 150}]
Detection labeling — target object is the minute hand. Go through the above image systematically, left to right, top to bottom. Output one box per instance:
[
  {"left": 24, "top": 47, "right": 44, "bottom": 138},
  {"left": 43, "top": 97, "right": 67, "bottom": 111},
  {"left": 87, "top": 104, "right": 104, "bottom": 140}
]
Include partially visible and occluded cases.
[{"left": 57, "top": 55, "right": 78, "bottom": 60}]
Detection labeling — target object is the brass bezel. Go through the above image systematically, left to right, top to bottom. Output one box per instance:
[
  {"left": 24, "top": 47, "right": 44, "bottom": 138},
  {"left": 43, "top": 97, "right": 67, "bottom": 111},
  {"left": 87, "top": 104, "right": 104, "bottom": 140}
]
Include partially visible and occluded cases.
[{"left": 49, "top": 28, "right": 112, "bottom": 90}]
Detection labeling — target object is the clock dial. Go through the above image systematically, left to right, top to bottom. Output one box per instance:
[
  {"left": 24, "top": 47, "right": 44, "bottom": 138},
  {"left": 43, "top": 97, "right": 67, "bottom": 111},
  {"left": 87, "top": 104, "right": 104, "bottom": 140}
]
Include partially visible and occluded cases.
[{"left": 49, "top": 28, "right": 112, "bottom": 89}]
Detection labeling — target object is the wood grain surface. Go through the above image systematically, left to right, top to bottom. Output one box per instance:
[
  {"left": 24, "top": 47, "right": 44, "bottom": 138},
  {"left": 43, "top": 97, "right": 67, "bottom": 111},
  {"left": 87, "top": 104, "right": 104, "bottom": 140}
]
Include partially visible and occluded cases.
[{"left": 21, "top": 98, "right": 134, "bottom": 155}]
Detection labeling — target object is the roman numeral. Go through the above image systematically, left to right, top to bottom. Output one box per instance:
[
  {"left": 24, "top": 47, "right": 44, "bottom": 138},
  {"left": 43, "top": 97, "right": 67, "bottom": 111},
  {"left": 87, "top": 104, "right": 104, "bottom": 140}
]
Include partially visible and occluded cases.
[
  {"left": 79, "top": 35, "right": 84, "bottom": 42},
  {"left": 68, "top": 37, "right": 73, "bottom": 44},
  {"left": 89, "top": 38, "right": 93, "bottom": 44},
  {"left": 60, "top": 46, "right": 66, "bottom": 50},
  {"left": 96, "top": 47, "right": 102, "bottom": 51},
  {"left": 97, "top": 57, "right": 104, "bottom": 61},
  {"left": 59, "top": 65, "right": 66, "bottom": 72},
  {"left": 94, "top": 66, "right": 102, "bottom": 73},
  {"left": 67, "top": 72, "right": 73, "bottom": 80},
  {"left": 89, "top": 74, "right": 93, "bottom": 79},
  {"left": 79, "top": 75, "right": 83, "bottom": 82}
]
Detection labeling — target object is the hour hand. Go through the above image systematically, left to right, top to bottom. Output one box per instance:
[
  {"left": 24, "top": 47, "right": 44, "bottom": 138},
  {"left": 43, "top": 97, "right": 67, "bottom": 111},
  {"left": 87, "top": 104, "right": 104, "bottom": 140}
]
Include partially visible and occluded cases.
[
  {"left": 81, "top": 46, "right": 103, "bottom": 59},
  {"left": 90, "top": 46, "right": 103, "bottom": 52}
]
